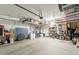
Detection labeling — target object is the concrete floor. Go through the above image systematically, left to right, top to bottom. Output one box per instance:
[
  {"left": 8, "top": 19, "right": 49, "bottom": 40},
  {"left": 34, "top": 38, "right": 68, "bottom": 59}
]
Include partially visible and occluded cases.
[{"left": 0, "top": 37, "right": 79, "bottom": 55}]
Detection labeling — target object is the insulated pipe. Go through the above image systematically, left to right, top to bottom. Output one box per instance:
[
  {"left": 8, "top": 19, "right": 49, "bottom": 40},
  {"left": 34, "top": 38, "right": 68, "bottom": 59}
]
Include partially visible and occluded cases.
[{"left": 14, "top": 4, "right": 43, "bottom": 19}]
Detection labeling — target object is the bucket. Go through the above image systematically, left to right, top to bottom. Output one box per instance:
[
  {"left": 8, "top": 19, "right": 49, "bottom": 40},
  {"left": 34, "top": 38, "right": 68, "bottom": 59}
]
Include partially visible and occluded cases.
[{"left": 10, "top": 38, "right": 14, "bottom": 44}]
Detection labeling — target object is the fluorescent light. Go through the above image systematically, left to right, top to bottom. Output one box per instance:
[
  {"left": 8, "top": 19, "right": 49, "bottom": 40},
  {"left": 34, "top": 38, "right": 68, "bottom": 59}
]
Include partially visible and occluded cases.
[
  {"left": 0, "top": 15, "right": 19, "bottom": 21},
  {"left": 45, "top": 16, "right": 55, "bottom": 21}
]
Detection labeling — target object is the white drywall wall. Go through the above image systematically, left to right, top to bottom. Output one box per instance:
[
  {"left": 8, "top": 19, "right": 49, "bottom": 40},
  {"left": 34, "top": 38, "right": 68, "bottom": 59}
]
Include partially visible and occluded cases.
[{"left": 41, "top": 25, "right": 49, "bottom": 36}]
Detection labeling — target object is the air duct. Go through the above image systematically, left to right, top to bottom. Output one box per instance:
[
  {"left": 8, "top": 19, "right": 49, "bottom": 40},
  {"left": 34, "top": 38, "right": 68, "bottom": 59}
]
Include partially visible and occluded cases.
[{"left": 14, "top": 4, "right": 43, "bottom": 19}]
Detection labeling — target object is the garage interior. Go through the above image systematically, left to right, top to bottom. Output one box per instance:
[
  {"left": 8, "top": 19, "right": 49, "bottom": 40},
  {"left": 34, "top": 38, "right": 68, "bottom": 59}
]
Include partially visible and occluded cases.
[{"left": 0, "top": 4, "right": 79, "bottom": 55}]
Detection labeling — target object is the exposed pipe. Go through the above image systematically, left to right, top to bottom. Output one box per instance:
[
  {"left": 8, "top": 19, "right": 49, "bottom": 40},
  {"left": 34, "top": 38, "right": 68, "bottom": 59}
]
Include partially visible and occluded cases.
[{"left": 14, "top": 4, "right": 43, "bottom": 19}]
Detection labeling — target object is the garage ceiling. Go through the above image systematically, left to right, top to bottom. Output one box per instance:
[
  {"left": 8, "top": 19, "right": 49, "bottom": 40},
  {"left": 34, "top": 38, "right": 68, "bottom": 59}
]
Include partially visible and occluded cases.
[{"left": 0, "top": 4, "right": 64, "bottom": 22}]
